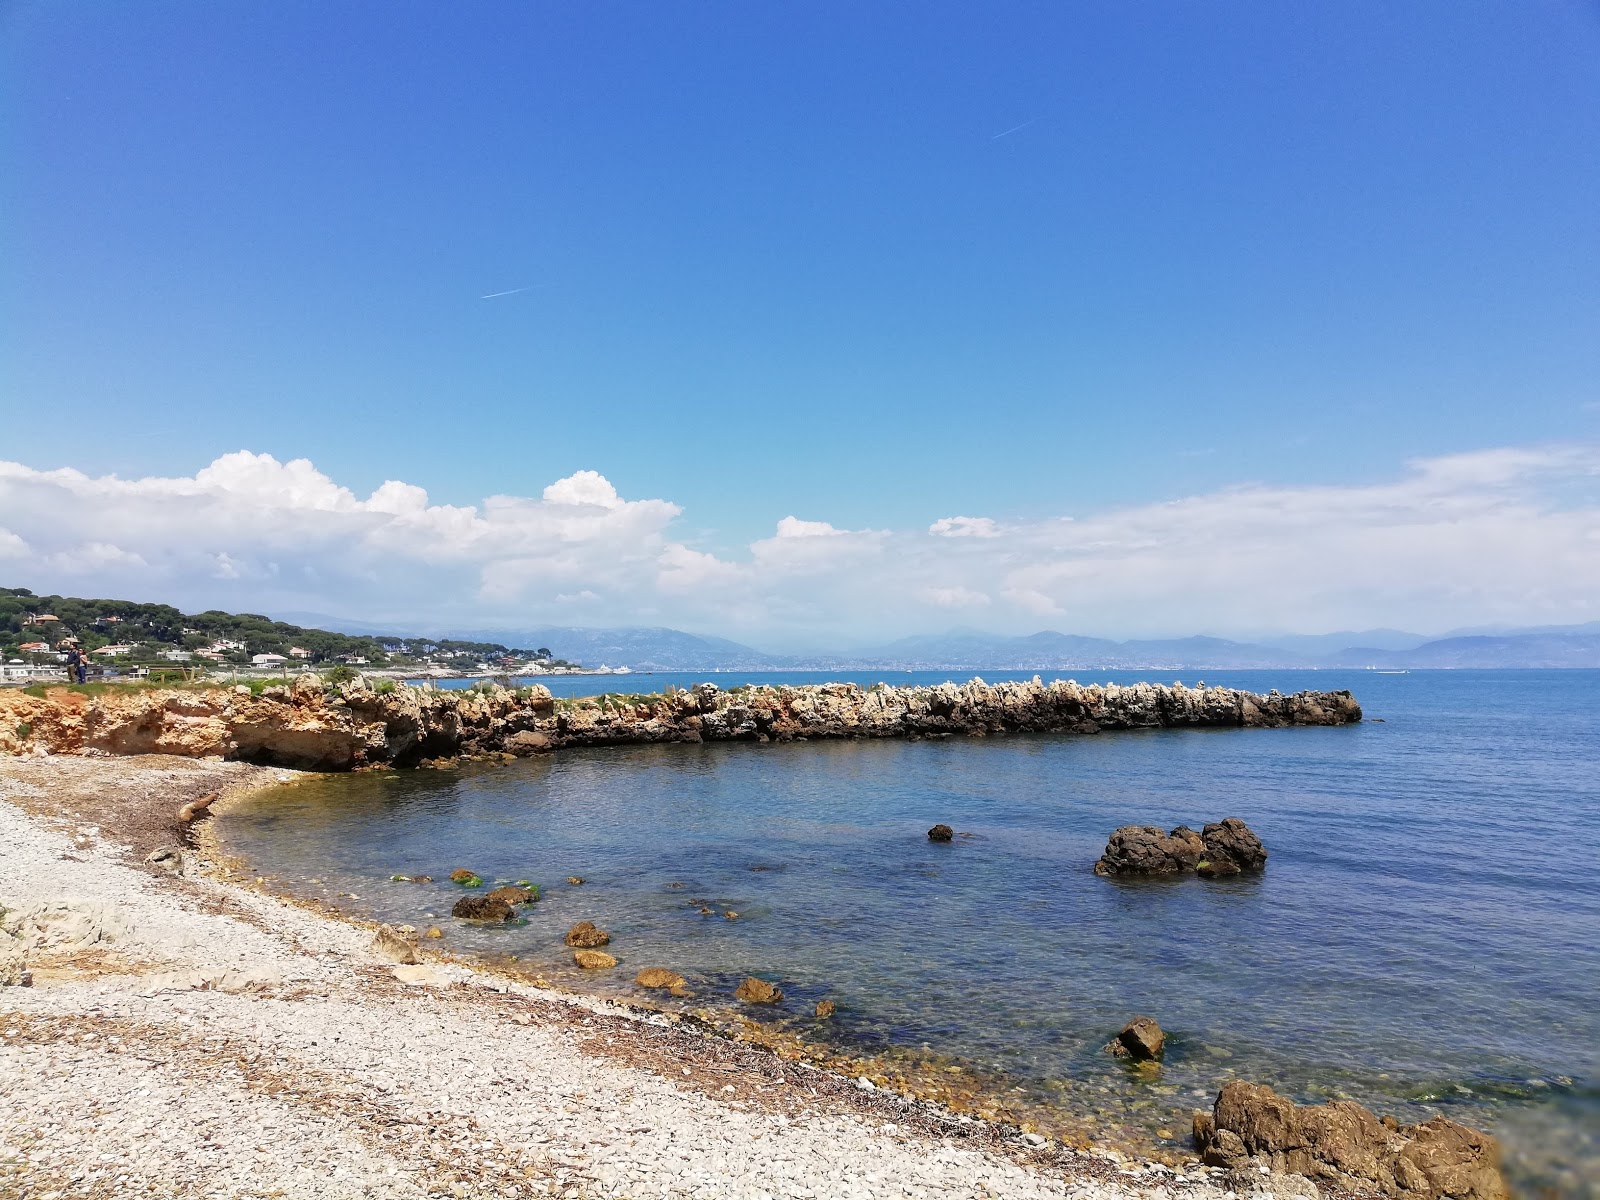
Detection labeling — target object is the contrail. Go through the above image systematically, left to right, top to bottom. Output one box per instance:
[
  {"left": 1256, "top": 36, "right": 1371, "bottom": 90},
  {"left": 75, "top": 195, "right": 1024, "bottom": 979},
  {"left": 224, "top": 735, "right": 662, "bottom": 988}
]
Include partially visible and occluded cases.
[
  {"left": 991, "top": 118, "right": 1041, "bottom": 140},
  {"left": 480, "top": 286, "right": 531, "bottom": 300}
]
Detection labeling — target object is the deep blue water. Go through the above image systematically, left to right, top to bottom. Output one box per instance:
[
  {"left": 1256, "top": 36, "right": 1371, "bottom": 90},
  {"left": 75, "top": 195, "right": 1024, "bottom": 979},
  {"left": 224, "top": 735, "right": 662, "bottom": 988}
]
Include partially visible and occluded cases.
[{"left": 226, "top": 670, "right": 1600, "bottom": 1194}]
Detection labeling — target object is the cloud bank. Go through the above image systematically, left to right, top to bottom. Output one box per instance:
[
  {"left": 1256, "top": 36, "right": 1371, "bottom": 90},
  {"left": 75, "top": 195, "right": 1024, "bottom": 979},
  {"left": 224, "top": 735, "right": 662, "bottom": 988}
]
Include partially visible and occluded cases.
[{"left": 1, "top": 446, "right": 1598, "bottom": 641}]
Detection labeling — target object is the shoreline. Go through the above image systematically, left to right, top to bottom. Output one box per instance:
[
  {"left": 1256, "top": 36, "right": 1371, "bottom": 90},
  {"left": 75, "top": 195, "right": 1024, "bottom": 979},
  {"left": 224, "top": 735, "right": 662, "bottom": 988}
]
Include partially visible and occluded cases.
[{"left": 1, "top": 751, "right": 1268, "bottom": 1200}]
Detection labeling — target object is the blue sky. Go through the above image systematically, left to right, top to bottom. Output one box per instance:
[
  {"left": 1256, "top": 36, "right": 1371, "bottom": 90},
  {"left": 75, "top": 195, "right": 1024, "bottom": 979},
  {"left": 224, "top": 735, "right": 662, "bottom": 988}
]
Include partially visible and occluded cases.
[{"left": 3, "top": 3, "right": 1599, "bottom": 642}]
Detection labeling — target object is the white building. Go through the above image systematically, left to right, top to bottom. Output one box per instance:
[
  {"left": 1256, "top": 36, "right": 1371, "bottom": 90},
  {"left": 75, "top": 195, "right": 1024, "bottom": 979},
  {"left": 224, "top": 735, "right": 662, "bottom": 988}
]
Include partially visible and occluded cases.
[
  {"left": 93, "top": 644, "right": 133, "bottom": 657},
  {"left": 158, "top": 648, "right": 194, "bottom": 662},
  {"left": 252, "top": 653, "right": 288, "bottom": 666}
]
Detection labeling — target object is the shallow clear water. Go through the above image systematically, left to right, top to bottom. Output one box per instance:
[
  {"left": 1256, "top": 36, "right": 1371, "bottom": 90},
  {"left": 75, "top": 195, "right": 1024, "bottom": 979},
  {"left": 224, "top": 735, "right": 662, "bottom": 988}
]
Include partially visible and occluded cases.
[{"left": 225, "top": 670, "right": 1600, "bottom": 1195}]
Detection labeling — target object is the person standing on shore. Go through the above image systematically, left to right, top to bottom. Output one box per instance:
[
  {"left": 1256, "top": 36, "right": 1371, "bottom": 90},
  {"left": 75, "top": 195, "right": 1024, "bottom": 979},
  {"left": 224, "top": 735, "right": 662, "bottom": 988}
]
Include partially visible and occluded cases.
[{"left": 64, "top": 640, "right": 87, "bottom": 684}]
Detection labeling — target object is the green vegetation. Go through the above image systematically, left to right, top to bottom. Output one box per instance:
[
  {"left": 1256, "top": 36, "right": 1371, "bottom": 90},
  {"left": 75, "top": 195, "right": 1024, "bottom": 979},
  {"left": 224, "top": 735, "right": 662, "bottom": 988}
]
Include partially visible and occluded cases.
[{"left": 1, "top": 586, "right": 576, "bottom": 676}]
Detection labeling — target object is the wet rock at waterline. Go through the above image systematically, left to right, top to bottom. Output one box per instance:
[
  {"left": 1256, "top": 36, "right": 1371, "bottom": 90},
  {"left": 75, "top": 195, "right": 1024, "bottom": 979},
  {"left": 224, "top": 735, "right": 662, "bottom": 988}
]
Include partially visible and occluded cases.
[
  {"left": 1094, "top": 818, "right": 1267, "bottom": 877},
  {"left": 928, "top": 824, "right": 955, "bottom": 842},
  {"left": 449, "top": 868, "right": 483, "bottom": 887},
  {"left": 567, "top": 876, "right": 585, "bottom": 886},
  {"left": 451, "top": 895, "right": 515, "bottom": 922},
  {"left": 565, "top": 921, "right": 610, "bottom": 948},
  {"left": 371, "top": 923, "right": 421, "bottom": 965},
  {"left": 574, "top": 948, "right": 617, "bottom": 970},
  {"left": 734, "top": 977, "right": 783, "bottom": 1004},
  {"left": 815, "top": 999, "right": 836, "bottom": 1019},
  {"left": 1105, "top": 1016, "right": 1165, "bottom": 1061},
  {"left": 1193, "top": 1081, "right": 1508, "bottom": 1200}
]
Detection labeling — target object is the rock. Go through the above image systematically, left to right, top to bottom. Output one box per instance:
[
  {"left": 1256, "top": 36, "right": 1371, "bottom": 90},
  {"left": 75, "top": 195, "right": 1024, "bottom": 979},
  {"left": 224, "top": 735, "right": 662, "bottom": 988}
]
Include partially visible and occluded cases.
[
  {"left": 506, "top": 729, "right": 554, "bottom": 755},
  {"left": 176, "top": 792, "right": 218, "bottom": 823},
  {"left": 1202, "top": 818, "right": 1269, "bottom": 872},
  {"left": 1095, "top": 819, "right": 1266, "bottom": 877},
  {"left": 928, "top": 824, "right": 955, "bottom": 842},
  {"left": 1093, "top": 825, "right": 1206, "bottom": 875},
  {"left": 143, "top": 846, "right": 187, "bottom": 876},
  {"left": 449, "top": 868, "right": 483, "bottom": 887},
  {"left": 567, "top": 876, "right": 585, "bottom": 886},
  {"left": 486, "top": 885, "right": 536, "bottom": 906},
  {"left": 451, "top": 895, "right": 515, "bottom": 921},
  {"left": 2, "top": 900, "right": 129, "bottom": 950},
  {"left": 723, "top": 910, "right": 739, "bottom": 920},
  {"left": 564, "top": 921, "right": 610, "bottom": 948},
  {"left": 371, "top": 923, "right": 421, "bottom": 964},
  {"left": 423, "top": 926, "right": 443, "bottom": 939},
  {"left": 0, "top": 932, "right": 26, "bottom": 987},
  {"left": 573, "top": 948, "right": 617, "bottom": 969},
  {"left": 392, "top": 964, "right": 443, "bottom": 986},
  {"left": 635, "top": 967, "right": 686, "bottom": 990},
  {"left": 734, "top": 977, "right": 782, "bottom": 1004},
  {"left": 814, "top": 999, "right": 836, "bottom": 1019},
  {"left": 1106, "top": 1016, "right": 1165, "bottom": 1061},
  {"left": 1194, "top": 1081, "right": 1507, "bottom": 1200},
  {"left": 1222, "top": 1168, "right": 1322, "bottom": 1199}
]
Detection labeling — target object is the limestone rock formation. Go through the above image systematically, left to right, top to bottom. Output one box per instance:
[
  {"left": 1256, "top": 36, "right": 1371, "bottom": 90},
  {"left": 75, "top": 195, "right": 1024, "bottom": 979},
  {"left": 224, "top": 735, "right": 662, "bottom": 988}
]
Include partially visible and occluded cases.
[
  {"left": 0, "top": 678, "right": 1359, "bottom": 769},
  {"left": 1095, "top": 818, "right": 1267, "bottom": 878},
  {"left": 928, "top": 824, "right": 955, "bottom": 842},
  {"left": 451, "top": 895, "right": 515, "bottom": 922},
  {"left": 565, "top": 921, "right": 610, "bottom": 948},
  {"left": 371, "top": 923, "right": 421, "bottom": 964},
  {"left": 574, "top": 948, "right": 617, "bottom": 969},
  {"left": 734, "top": 977, "right": 783, "bottom": 1004},
  {"left": 1105, "top": 1016, "right": 1165, "bottom": 1061},
  {"left": 1193, "top": 1081, "right": 1507, "bottom": 1200}
]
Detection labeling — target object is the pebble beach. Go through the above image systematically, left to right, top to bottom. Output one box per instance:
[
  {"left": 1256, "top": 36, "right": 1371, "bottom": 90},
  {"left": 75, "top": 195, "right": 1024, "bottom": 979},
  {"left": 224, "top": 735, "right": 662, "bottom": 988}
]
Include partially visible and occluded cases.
[{"left": 0, "top": 753, "right": 1272, "bottom": 1200}]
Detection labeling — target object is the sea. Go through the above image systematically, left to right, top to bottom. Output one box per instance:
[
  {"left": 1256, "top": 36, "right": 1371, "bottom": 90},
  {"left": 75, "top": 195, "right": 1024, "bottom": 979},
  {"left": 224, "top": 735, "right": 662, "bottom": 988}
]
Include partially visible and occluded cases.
[{"left": 220, "top": 669, "right": 1600, "bottom": 1196}]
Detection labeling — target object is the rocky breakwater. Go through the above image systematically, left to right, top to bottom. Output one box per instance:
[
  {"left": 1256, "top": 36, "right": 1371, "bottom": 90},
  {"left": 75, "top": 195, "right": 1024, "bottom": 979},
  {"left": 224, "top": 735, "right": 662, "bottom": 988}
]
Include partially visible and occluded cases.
[{"left": 0, "top": 674, "right": 1361, "bottom": 770}]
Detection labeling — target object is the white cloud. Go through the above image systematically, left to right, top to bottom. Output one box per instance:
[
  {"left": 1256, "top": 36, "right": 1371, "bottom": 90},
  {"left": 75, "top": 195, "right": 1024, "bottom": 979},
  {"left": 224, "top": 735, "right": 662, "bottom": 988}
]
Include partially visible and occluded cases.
[
  {"left": 2, "top": 445, "right": 1599, "bottom": 640},
  {"left": 930, "top": 516, "right": 1000, "bottom": 538},
  {"left": 923, "top": 586, "right": 992, "bottom": 609}
]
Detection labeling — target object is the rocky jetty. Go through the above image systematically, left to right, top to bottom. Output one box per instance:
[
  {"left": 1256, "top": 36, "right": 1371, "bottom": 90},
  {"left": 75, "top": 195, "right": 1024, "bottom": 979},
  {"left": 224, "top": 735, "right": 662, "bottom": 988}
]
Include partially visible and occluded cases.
[
  {"left": 0, "top": 674, "right": 1361, "bottom": 772},
  {"left": 1094, "top": 818, "right": 1268, "bottom": 877},
  {"left": 1194, "top": 1081, "right": 1507, "bottom": 1200}
]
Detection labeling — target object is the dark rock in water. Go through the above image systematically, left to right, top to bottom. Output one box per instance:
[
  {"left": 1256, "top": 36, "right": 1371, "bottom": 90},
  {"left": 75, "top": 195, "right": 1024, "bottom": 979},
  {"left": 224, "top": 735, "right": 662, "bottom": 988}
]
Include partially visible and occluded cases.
[
  {"left": 1094, "top": 818, "right": 1265, "bottom": 877},
  {"left": 1202, "top": 818, "right": 1268, "bottom": 872},
  {"left": 928, "top": 824, "right": 955, "bottom": 842},
  {"left": 1093, "top": 825, "right": 1206, "bottom": 875},
  {"left": 449, "top": 868, "right": 483, "bottom": 887},
  {"left": 486, "top": 885, "right": 535, "bottom": 906},
  {"left": 451, "top": 895, "right": 514, "bottom": 921},
  {"left": 565, "top": 921, "right": 610, "bottom": 948},
  {"left": 635, "top": 967, "right": 685, "bottom": 990},
  {"left": 1105, "top": 1015, "right": 1165, "bottom": 1061},
  {"left": 1193, "top": 1080, "right": 1507, "bottom": 1200}
]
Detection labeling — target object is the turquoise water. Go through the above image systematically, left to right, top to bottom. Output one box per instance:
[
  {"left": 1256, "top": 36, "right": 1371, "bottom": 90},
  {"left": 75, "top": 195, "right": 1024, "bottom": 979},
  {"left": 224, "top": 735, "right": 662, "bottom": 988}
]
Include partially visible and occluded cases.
[{"left": 226, "top": 670, "right": 1600, "bottom": 1195}]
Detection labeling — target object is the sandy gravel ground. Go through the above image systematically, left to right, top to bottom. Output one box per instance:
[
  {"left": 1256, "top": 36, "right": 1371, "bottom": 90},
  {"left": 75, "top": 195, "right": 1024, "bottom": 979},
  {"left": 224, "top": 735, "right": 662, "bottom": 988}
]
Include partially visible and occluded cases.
[{"left": 0, "top": 754, "right": 1267, "bottom": 1200}]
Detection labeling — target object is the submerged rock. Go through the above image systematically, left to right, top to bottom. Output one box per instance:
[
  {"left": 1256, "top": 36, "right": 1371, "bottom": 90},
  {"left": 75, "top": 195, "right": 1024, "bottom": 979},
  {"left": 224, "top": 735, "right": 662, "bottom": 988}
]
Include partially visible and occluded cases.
[
  {"left": 1095, "top": 819, "right": 1266, "bottom": 877},
  {"left": 928, "top": 824, "right": 955, "bottom": 842},
  {"left": 449, "top": 868, "right": 483, "bottom": 887},
  {"left": 567, "top": 876, "right": 585, "bottom": 886},
  {"left": 451, "top": 895, "right": 515, "bottom": 922},
  {"left": 565, "top": 921, "right": 610, "bottom": 948},
  {"left": 574, "top": 948, "right": 616, "bottom": 970},
  {"left": 635, "top": 967, "right": 686, "bottom": 990},
  {"left": 734, "top": 977, "right": 783, "bottom": 1005},
  {"left": 814, "top": 999, "right": 836, "bottom": 1019},
  {"left": 1106, "top": 1016, "right": 1165, "bottom": 1061},
  {"left": 1193, "top": 1080, "right": 1507, "bottom": 1200}
]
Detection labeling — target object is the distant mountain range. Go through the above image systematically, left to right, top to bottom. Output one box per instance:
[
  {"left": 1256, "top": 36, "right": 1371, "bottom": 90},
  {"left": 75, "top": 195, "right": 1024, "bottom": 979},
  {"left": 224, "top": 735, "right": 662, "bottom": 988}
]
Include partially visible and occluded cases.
[{"left": 277, "top": 613, "right": 1600, "bottom": 671}]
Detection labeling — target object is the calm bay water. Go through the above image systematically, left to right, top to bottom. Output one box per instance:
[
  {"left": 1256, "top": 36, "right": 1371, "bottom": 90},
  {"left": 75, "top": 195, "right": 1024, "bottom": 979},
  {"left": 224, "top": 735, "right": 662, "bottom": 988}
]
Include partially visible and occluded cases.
[{"left": 225, "top": 670, "right": 1600, "bottom": 1195}]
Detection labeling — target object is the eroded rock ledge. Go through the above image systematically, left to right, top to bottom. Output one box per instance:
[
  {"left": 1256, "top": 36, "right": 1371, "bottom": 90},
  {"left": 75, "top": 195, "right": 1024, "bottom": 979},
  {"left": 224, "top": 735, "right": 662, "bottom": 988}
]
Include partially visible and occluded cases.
[{"left": 0, "top": 676, "right": 1361, "bottom": 771}]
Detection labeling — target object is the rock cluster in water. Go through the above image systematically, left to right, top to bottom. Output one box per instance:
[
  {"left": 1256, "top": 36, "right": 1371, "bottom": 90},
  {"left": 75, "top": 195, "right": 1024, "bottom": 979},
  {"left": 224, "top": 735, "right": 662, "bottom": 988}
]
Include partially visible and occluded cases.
[
  {"left": 0, "top": 672, "right": 1362, "bottom": 771},
  {"left": 1094, "top": 818, "right": 1268, "bottom": 877},
  {"left": 1194, "top": 1081, "right": 1507, "bottom": 1200}
]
